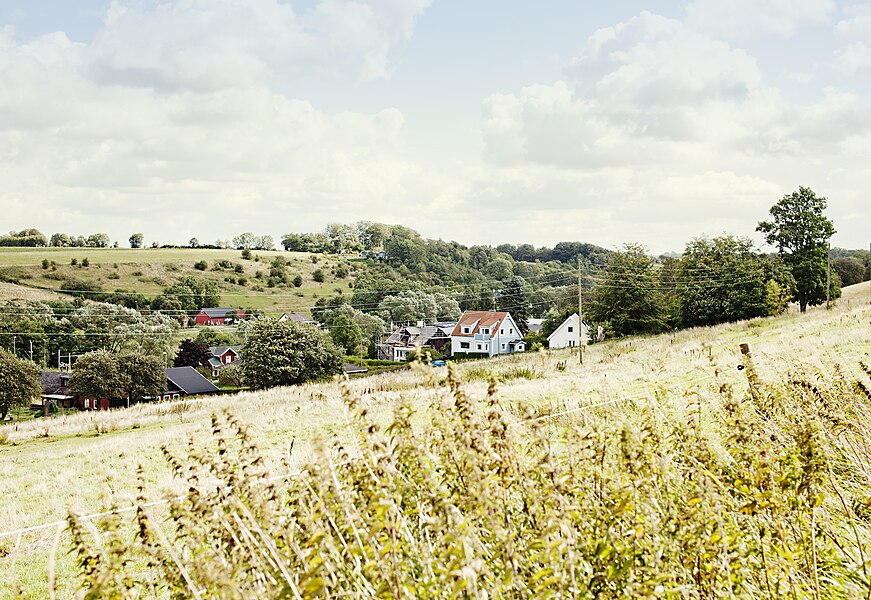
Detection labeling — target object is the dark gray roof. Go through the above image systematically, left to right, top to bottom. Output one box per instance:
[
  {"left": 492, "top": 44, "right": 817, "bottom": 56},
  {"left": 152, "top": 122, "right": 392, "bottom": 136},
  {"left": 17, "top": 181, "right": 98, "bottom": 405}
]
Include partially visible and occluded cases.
[
  {"left": 200, "top": 307, "right": 238, "bottom": 318},
  {"left": 281, "top": 311, "right": 314, "bottom": 322},
  {"left": 343, "top": 363, "right": 368, "bottom": 374},
  {"left": 165, "top": 367, "right": 220, "bottom": 395},
  {"left": 39, "top": 371, "right": 74, "bottom": 396}
]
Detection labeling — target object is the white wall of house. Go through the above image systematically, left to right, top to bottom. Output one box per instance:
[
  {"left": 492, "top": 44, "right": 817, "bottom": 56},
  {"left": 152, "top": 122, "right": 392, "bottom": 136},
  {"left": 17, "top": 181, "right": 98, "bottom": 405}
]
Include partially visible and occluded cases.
[
  {"left": 450, "top": 313, "right": 525, "bottom": 357},
  {"left": 547, "top": 314, "right": 589, "bottom": 349}
]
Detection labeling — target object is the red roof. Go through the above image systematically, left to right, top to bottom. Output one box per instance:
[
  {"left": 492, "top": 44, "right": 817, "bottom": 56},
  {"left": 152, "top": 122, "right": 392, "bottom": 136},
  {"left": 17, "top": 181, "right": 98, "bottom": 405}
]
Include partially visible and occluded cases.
[{"left": 450, "top": 311, "right": 508, "bottom": 338}]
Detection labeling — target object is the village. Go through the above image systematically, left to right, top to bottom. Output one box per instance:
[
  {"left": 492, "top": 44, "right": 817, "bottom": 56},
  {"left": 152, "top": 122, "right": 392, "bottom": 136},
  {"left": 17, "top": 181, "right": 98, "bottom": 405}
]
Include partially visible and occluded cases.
[{"left": 33, "top": 303, "right": 592, "bottom": 414}]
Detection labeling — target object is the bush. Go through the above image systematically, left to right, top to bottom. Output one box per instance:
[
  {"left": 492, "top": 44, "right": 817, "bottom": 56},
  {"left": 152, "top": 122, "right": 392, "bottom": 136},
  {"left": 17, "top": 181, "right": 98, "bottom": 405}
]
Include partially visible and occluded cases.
[
  {"left": 41, "top": 259, "right": 49, "bottom": 269},
  {"left": 194, "top": 260, "right": 208, "bottom": 271},
  {"left": 312, "top": 269, "right": 325, "bottom": 283},
  {"left": 292, "top": 274, "right": 303, "bottom": 287},
  {"left": 239, "top": 319, "right": 343, "bottom": 389}
]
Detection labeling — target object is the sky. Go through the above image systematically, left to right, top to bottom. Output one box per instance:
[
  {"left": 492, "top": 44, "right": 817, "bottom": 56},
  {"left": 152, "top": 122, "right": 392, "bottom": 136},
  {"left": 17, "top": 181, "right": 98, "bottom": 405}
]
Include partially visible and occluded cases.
[{"left": 0, "top": 0, "right": 868, "bottom": 254}]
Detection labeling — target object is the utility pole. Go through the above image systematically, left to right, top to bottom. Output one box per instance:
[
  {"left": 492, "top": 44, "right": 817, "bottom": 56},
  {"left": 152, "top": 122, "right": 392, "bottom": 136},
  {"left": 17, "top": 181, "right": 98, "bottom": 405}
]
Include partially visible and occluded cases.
[
  {"left": 826, "top": 243, "right": 831, "bottom": 310},
  {"left": 578, "top": 255, "right": 584, "bottom": 365}
]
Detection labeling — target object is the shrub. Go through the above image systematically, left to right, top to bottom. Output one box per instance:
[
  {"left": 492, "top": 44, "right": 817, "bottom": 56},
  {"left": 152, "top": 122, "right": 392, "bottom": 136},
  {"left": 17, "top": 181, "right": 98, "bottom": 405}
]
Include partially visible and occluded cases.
[
  {"left": 81, "top": 257, "right": 89, "bottom": 267},
  {"left": 41, "top": 259, "right": 49, "bottom": 269},
  {"left": 194, "top": 260, "right": 208, "bottom": 271},
  {"left": 312, "top": 269, "right": 325, "bottom": 283},
  {"left": 292, "top": 274, "right": 303, "bottom": 287}
]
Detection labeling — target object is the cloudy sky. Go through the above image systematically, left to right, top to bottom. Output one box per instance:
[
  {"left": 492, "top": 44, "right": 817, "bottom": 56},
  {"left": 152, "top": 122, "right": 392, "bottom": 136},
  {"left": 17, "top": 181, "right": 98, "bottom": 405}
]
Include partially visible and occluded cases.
[{"left": 1, "top": 0, "right": 868, "bottom": 254}]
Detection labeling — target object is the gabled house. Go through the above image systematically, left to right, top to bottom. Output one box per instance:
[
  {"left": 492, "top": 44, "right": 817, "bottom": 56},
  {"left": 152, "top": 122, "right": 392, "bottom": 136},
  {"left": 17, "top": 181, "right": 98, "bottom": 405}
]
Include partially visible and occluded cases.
[
  {"left": 194, "top": 307, "right": 245, "bottom": 326},
  {"left": 450, "top": 311, "right": 525, "bottom": 357},
  {"left": 278, "top": 312, "right": 317, "bottom": 326},
  {"left": 547, "top": 313, "right": 590, "bottom": 349},
  {"left": 378, "top": 322, "right": 455, "bottom": 362},
  {"left": 208, "top": 345, "right": 241, "bottom": 378},
  {"left": 164, "top": 367, "right": 220, "bottom": 400},
  {"left": 38, "top": 371, "right": 77, "bottom": 410}
]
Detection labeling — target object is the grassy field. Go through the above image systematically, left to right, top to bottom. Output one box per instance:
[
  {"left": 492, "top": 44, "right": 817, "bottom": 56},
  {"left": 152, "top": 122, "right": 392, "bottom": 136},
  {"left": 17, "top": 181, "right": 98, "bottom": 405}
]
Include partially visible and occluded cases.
[
  {"left": 0, "top": 247, "right": 361, "bottom": 315},
  {"left": 0, "top": 284, "right": 868, "bottom": 597}
]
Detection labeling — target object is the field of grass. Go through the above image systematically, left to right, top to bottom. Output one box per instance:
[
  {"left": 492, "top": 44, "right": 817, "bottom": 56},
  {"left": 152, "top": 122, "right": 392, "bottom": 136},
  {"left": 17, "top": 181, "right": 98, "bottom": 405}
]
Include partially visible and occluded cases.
[
  {"left": 0, "top": 247, "right": 361, "bottom": 315},
  {"left": 0, "top": 283, "right": 868, "bottom": 597}
]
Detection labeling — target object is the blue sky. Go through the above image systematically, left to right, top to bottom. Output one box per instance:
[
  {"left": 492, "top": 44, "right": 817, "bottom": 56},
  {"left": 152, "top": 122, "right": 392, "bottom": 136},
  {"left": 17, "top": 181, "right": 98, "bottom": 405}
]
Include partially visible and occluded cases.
[{"left": 0, "top": 0, "right": 868, "bottom": 253}]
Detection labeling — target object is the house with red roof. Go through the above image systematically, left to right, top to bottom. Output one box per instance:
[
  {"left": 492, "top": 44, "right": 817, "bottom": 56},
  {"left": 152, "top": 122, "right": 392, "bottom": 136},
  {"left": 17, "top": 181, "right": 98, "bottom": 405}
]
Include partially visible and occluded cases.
[{"left": 450, "top": 311, "right": 526, "bottom": 357}]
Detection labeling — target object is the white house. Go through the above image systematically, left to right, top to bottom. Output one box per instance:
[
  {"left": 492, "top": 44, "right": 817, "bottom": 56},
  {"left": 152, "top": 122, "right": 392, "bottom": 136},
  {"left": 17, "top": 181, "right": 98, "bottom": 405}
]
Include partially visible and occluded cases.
[
  {"left": 450, "top": 311, "right": 525, "bottom": 357},
  {"left": 547, "top": 313, "right": 590, "bottom": 349}
]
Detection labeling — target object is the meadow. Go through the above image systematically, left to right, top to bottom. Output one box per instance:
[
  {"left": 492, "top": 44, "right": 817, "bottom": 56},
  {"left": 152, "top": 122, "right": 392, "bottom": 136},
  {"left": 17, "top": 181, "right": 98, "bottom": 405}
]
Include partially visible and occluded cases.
[
  {"left": 0, "top": 247, "right": 358, "bottom": 315},
  {"left": 0, "top": 284, "right": 867, "bottom": 597}
]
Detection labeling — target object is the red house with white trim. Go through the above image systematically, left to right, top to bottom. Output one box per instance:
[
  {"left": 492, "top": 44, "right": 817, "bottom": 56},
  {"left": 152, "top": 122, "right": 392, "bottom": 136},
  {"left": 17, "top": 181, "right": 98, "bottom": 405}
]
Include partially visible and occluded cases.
[{"left": 193, "top": 307, "right": 245, "bottom": 326}]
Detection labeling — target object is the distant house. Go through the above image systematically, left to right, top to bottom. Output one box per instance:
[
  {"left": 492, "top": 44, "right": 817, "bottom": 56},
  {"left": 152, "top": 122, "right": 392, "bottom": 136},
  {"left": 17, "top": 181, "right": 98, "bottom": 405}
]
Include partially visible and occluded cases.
[
  {"left": 194, "top": 307, "right": 245, "bottom": 326},
  {"left": 450, "top": 311, "right": 525, "bottom": 357},
  {"left": 278, "top": 312, "right": 317, "bottom": 326},
  {"left": 547, "top": 313, "right": 590, "bottom": 349},
  {"left": 527, "top": 318, "right": 544, "bottom": 334},
  {"left": 378, "top": 322, "right": 455, "bottom": 361},
  {"left": 208, "top": 345, "right": 241, "bottom": 378},
  {"left": 164, "top": 367, "right": 220, "bottom": 399},
  {"left": 38, "top": 371, "right": 77, "bottom": 410}
]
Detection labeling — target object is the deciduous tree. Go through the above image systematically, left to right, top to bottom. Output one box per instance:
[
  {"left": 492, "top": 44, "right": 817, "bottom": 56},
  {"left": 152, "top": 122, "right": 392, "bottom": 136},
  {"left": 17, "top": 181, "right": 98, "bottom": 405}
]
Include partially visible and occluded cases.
[
  {"left": 757, "top": 187, "right": 837, "bottom": 312},
  {"left": 588, "top": 243, "right": 667, "bottom": 336},
  {"left": 240, "top": 320, "right": 343, "bottom": 389},
  {"left": 174, "top": 339, "right": 212, "bottom": 369},
  {"left": 0, "top": 349, "right": 41, "bottom": 418}
]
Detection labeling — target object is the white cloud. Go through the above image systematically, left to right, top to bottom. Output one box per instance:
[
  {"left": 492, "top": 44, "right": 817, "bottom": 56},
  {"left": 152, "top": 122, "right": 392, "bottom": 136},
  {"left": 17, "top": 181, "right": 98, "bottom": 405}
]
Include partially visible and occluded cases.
[
  {"left": 685, "top": 0, "right": 835, "bottom": 39},
  {"left": 834, "top": 5, "right": 871, "bottom": 74},
  {"left": 472, "top": 8, "right": 871, "bottom": 252}
]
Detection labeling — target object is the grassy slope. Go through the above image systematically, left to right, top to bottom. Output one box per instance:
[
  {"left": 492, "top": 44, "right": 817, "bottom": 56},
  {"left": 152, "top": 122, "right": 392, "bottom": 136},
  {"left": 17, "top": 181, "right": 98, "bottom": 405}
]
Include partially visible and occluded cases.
[
  {"left": 0, "top": 247, "right": 358, "bottom": 315},
  {"left": 0, "top": 285, "right": 868, "bottom": 596}
]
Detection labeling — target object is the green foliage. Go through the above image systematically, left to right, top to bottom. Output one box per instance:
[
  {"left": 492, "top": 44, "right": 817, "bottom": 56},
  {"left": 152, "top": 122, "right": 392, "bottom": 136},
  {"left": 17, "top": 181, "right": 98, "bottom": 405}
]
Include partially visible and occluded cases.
[
  {"left": 757, "top": 187, "right": 836, "bottom": 312},
  {"left": 0, "top": 228, "right": 48, "bottom": 247},
  {"left": 128, "top": 233, "right": 144, "bottom": 248},
  {"left": 677, "top": 236, "right": 770, "bottom": 327},
  {"left": 589, "top": 243, "right": 667, "bottom": 336},
  {"left": 832, "top": 256, "right": 866, "bottom": 287},
  {"left": 193, "top": 260, "right": 207, "bottom": 271},
  {"left": 312, "top": 268, "right": 325, "bottom": 283},
  {"left": 292, "top": 274, "right": 303, "bottom": 287},
  {"left": 153, "top": 276, "right": 219, "bottom": 313},
  {"left": 498, "top": 276, "right": 530, "bottom": 333},
  {"left": 377, "top": 290, "right": 461, "bottom": 324},
  {"left": 329, "top": 314, "right": 362, "bottom": 355},
  {"left": 239, "top": 319, "right": 343, "bottom": 389},
  {"left": 195, "top": 328, "right": 239, "bottom": 348},
  {"left": 0, "top": 348, "right": 41, "bottom": 418},
  {"left": 70, "top": 350, "right": 129, "bottom": 401},
  {"left": 71, "top": 350, "right": 165, "bottom": 402},
  {"left": 217, "top": 364, "right": 242, "bottom": 387}
]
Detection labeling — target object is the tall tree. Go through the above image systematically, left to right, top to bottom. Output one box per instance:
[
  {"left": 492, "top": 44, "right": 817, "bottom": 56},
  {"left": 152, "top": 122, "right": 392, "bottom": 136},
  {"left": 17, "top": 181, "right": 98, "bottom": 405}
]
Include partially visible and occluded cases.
[
  {"left": 757, "top": 187, "right": 837, "bottom": 312},
  {"left": 129, "top": 233, "right": 144, "bottom": 248},
  {"left": 588, "top": 243, "right": 667, "bottom": 337},
  {"left": 498, "top": 276, "right": 530, "bottom": 334},
  {"left": 329, "top": 314, "right": 362, "bottom": 355},
  {"left": 240, "top": 320, "right": 343, "bottom": 389},
  {"left": 0, "top": 349, "right": 41, "bottom": 419},
  {"left": 71, "top": 350, "right": 130, "bottom": 401},
  {"left": 119, "top": 354, "right": 166, "bottom": 403}
]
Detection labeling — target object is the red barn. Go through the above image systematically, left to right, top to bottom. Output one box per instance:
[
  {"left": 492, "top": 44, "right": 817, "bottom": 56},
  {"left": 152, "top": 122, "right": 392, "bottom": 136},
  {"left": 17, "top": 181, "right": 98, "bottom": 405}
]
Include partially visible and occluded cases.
[{"left": 193, "top": 307, "right": 245, "bottom": 326}]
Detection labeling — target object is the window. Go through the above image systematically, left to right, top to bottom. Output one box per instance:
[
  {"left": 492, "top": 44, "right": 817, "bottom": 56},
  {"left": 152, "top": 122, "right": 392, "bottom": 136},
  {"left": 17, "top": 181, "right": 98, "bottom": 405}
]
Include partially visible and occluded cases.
[
  {"left": 568, "top": 326, "right": 573, "bottom": 332},
  {"left": 462, "top": 327, "right": 470, "bottom": 334},
  {"left": 481, "top": 328, "right": 488, "bottom": 335},
  {"left": 500, "top": 329, "right": 504, "bottom": 334},
  {"left": 509, "top": 329, "right": 513, "bottom": 334},
  {"left": 460, "top": 342, "right": 470, "bottom": 349},
  {"left": 501, "top": 343, "right": 506, "bottom": 350},
  {"left": 477, "top": 344, "right": 482, "bottom": 350},
  {"left": 173, "top": 394, "right": 180, "bottom": 399},
  {"left": 84, "top": 398, "right": 90, "bottom": 409}
]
